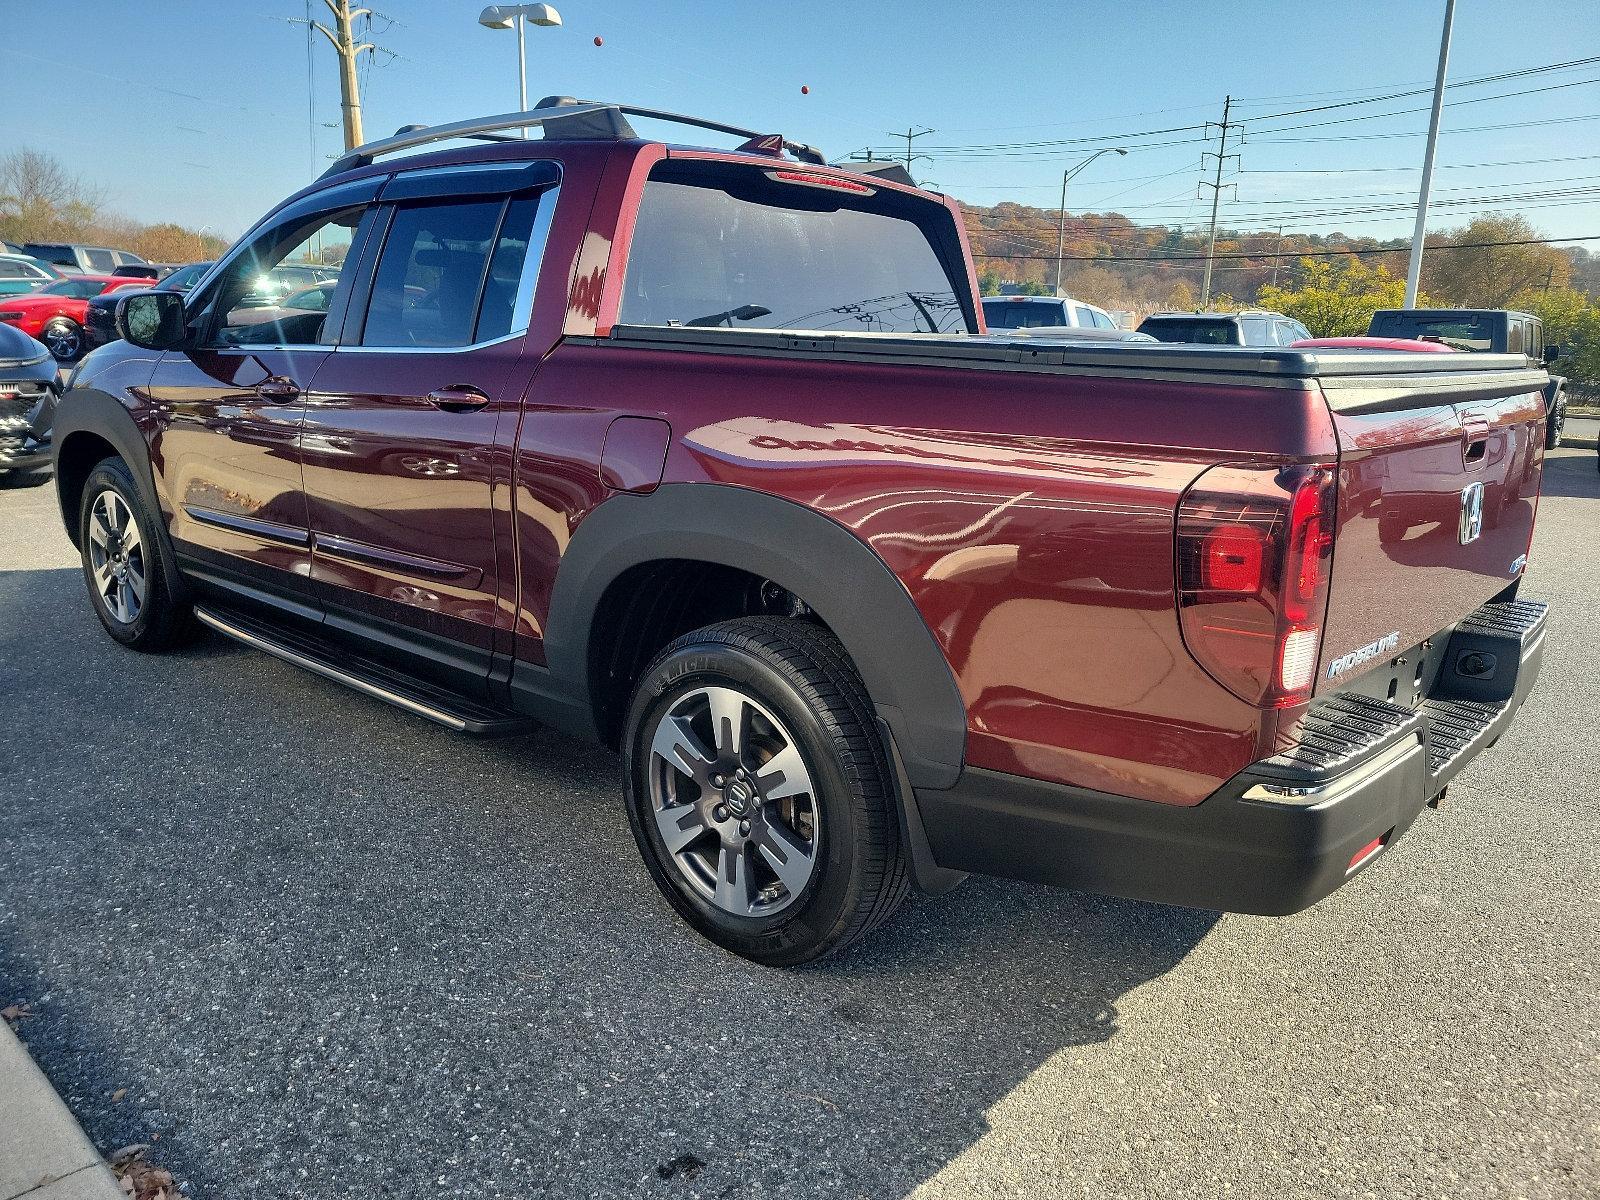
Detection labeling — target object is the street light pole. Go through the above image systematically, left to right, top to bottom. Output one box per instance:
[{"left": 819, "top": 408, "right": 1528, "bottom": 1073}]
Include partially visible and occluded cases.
[
  {"left": 1404, "top": 0, "right": 1456, "bottom": 308},
  {"left": 479, "top": 4, "right": 562, "bottom": 133},
  {"left": 514, "top": 11, "right": 527, "bottom": 113},
  {"left": 1053, "top": 147, "right": 1127, "bottom": 296}
]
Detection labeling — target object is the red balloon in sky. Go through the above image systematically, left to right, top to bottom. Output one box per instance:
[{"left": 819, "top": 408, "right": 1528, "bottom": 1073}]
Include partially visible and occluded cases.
[
  {"left": 593, "top": 35, "right": 603, "bottom": 46},
  {"left": 800, "top": 85, "right": 810, "bottom": 95}
]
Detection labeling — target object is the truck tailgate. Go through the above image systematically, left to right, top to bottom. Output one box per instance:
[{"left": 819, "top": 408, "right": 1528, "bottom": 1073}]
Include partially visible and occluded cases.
[{"left": 1316, "top": 359, "right": 1547, "bottom": 691}]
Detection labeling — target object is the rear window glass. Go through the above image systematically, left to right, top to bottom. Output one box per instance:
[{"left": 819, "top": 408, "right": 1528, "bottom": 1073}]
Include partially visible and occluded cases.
[
  {"left": 620, "top": 169, "right": 967, "bottom": 334},
  {"left": 982, "top": 299, "right": 1067, "bottom": 328},
  {"left": 1369, "top": 313, "right": 1495, "bottom": 351},
  {"left": 1138, "top": 318, "right": 1236, "bottom": 345}
]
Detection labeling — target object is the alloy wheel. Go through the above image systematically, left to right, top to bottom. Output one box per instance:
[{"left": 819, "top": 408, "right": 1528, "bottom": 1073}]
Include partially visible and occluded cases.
[
  {"left": 45, "top": 322, "right": 81, "bottom": 361},
  {"left": 87, "top": 489, "right": 146, "bottom": 624},
  {"left": 647, "top": 684, "right": 821, "bottom": 917}
]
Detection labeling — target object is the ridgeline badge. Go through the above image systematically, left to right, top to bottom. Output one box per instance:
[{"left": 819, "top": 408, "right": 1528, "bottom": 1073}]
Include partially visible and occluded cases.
[{"left": 1326, "top": 631, "right": 1401, "bottom": 680}]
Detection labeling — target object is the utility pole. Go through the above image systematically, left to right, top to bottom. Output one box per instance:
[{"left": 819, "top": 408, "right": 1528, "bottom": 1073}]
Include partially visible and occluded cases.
[
  {"left": 313, "top": 0, "right": 373, "bottom": 151},
  {"left": 1404, "top": 0, "right": 1455, "bottom": 308},
  {"left": 1198, "top": 95, "right": 1238, "bottom": 309},
  {"left": 897, "top": 127, "right": 934, "bottom": 174},
  {"left": 1269, "top": 224, "right": 1286, "bottom": 289}
]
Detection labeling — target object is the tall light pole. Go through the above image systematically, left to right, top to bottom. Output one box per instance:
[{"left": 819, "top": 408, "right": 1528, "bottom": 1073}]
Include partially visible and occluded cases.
[
  {"left": 1404, "top": 0, "right": 1456, "bottom": 308},
  {"left": 478, "top": 3, "right": 562, "bottom": 129},
  {"left": 1053, "top": 148, "right": 1127, "bottom": 295}
]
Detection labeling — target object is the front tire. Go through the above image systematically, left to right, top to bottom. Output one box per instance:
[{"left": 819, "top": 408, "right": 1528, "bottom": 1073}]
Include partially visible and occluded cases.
[
  {"left": 42, "top": 317, "right": 82, "bottom": 362},
  {"left": 77, "top": 457, "right": 195, "bottom": 651},
  {"left": 622, "top": 617, "right": 909, "bottom": 966}
]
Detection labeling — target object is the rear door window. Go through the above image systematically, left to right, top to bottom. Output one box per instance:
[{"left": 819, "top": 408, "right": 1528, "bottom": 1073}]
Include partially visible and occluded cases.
[
  {"left": 620, "top": 165, "right": 970, "bottom": 334},
  {"left": 358, "top": 193, "right": 543, "bottom": 347},
  {"left": 84, "top": 248, "right": 115, "bottom": 271},
  {"left": 1090, "top": 308, "right": 1115, "bottom": 329},
  {"left": 1240, "top": 317, "right": 1273, "bottom": 346},
  {"left": 1506, "top": 320, "right": 1523, "bottom": 355}
]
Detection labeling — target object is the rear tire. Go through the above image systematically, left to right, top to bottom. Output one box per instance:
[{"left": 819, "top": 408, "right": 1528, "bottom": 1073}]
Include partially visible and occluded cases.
[
  {"left": 1545, "top": 407, "right": 1564, "bottom": 449},
  {"left": 77, "top": 457, "right": 195, "bottom": 651},
  {"left": 622, "top": 617, "right": 910, "bottom": 966}
]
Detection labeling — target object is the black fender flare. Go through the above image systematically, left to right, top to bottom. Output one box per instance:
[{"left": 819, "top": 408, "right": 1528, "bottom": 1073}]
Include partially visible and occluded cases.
[
  {"left": 52, "top": 384, "right": 187, "bottom": 602},
  {"left": 530, "top": 482, "right": 967, "bottom": 791}
]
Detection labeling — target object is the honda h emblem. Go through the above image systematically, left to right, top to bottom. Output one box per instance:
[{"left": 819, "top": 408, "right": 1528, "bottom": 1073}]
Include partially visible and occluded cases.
[{"left": 1458, "top": 481, "right": 1484, "bottom": 545}]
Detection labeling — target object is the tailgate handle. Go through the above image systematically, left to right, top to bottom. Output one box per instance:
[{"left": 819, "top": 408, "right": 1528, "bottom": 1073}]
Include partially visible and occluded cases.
[{"left": 1460, "top": 411, "right": 1492, "bottom": 468}]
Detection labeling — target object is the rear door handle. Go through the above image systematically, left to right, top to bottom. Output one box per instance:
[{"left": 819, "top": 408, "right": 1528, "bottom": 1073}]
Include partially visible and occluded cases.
[
  {"left": 255, "top": 376, "right": 300, "bottom": 403},
  {"left": 426, "top": 384, "right": 491, "bottom": 413}
]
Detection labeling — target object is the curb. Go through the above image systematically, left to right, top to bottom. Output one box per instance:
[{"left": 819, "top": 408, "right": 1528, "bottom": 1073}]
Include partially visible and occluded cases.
[{"left": 0, "top": 1020, "right": 122, "bottom": 1200}]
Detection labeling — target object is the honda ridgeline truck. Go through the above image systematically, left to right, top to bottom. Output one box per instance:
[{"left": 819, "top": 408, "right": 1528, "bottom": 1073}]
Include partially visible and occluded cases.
[{"left": 53, "top": 100, "right": 1549, "bottom": 964}]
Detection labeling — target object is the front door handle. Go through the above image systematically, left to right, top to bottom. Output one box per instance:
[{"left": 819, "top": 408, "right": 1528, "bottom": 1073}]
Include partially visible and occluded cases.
[
  {"left": 256, "top": 376, "right": 300, "bottom": 403},
  {"left": 426, "top": 384, "right": 491, "bottom": 414}
]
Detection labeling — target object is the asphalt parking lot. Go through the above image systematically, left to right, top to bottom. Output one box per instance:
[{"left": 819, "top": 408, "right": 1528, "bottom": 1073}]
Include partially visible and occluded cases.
[{"left": 1, "top": 437, "right": 1597, "bottom": 1200}]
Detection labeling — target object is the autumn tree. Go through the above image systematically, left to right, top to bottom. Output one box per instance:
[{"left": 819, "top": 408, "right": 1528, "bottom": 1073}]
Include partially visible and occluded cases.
[
  {"left": 0, "top": 148, "right": 104, "bottom": 243},
  {"left": 1421, "top": 214, "right": 1571, "bottom": 307},
  {"left": 1256, "top": 256, "right": 1412, "bottom": 336},
  {"left": 1510, "top": 285, "right": 1600, "bottom": 392}
]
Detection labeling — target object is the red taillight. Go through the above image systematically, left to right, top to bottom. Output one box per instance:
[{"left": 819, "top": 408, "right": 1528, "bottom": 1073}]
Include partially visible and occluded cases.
[
  {"left": 1177, "top": 463, "right": 1337, "bottom": 707},
  {"left": 1201, "top": 524, "right": 1265, "bottom": 593}
]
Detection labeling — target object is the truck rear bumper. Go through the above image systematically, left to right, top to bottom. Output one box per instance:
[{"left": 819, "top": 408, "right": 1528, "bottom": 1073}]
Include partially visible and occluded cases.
[{"left": 915, "top": 599, "right": 1546, "bottom": 915}]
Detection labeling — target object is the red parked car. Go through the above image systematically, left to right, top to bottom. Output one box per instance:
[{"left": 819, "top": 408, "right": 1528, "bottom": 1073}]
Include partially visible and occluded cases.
[
  {"left": 51, "top": 99, "right": 1549, "bottom": 964},
  {"left": 0, "top": 275, "right": 152, "bottom": 361}
]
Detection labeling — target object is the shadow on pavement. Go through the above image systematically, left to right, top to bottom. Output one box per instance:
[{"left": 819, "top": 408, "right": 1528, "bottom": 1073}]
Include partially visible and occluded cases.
[
  {"left": 1537, "top": 447, "right": 1600, "bottom": 499},
  {"left": 0, "top": 564, "right": 1219, "bottom": 1199}
]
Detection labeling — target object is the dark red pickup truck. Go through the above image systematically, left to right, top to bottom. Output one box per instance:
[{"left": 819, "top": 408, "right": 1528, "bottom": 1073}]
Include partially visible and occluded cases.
[{"left": 53, "top": 101, "right": 1549, "bottom": 964}]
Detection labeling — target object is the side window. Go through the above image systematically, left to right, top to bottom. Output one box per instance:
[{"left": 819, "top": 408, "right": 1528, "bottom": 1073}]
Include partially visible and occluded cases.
[
  {"left": 359, "top": 197, "right": 535, "bottom": 348},
  {"left": 210, "top": 206, "right": 364, "bottom": 347},
  {"left": 84, "top": 248, "right": 115, "bottom": 271},
  {"left": 0, "top": 260, "right": 28, "bottom": 278},
  {"left": 1072, "top": 304, "right": 1093, "bottom": 327},
  {"left": 1090, "top": 308, "right": 1115, "bottom": 329},
  {"left": 1241, "top": 318, "right": 1271, "bottom": 345},
  {"left": 1506, "top": 320, "right": 1523, "bottom": 355},
  {"left": 1527, "top": 321, "right": 1541, "bottom": 359}
]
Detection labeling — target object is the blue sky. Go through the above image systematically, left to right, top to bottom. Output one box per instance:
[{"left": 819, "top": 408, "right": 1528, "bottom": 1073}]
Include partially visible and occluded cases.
[{"left": 2, "top": 0, "right": 1596, "bottom": 246}]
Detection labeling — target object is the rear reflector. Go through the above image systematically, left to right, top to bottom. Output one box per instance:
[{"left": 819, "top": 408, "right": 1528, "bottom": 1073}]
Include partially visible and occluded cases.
[{"left": 1347, "top": 833, "right": 1389, "bottom": 873}]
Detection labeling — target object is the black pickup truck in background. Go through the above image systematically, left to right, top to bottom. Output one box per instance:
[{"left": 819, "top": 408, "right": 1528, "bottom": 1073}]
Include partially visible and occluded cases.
[{"left": 1368, "top": 308, "right": 1567, "bottom": 448}]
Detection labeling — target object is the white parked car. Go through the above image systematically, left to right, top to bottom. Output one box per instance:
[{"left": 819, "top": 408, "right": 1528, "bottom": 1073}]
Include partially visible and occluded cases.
[{"left": 981, "top": 293, "right": 1121, "bottom": 333}]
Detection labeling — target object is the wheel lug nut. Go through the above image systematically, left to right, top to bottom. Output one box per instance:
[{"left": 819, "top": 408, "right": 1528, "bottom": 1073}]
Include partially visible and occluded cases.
[
  {"left": 710, "top": 774, "right": 724, "bottom": 787},
  {"left": 713, "top": 805, "right": 728, "bottom": 822},
  {"left": 739, "top": 820, "right": 751, "bottom": 836}
]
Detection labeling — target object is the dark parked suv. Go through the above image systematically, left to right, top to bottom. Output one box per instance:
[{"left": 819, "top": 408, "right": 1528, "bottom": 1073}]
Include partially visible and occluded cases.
[
  {"left": 52, "top": 99, "right": 1548, "bottom": 964},
  {"left": 1367, "top": 308, "right": 1568, "bottom": 448},
  {"left": 1138, "top": 309, "right": 1311, "bottom": 346}
]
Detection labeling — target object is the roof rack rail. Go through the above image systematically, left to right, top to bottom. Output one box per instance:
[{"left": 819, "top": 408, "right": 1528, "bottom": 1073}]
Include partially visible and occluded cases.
[{"left": 322, "top": 97, "right": 827, "bottom": 179}]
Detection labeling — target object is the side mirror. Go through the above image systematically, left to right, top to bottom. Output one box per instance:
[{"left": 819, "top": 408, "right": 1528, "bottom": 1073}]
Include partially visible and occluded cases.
[
  {"left": 115, "top": 291, "right": 188, "bottom": 350},
  {"left": 1543, "top": 343, "right": 1562, "bottom": 367}
]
